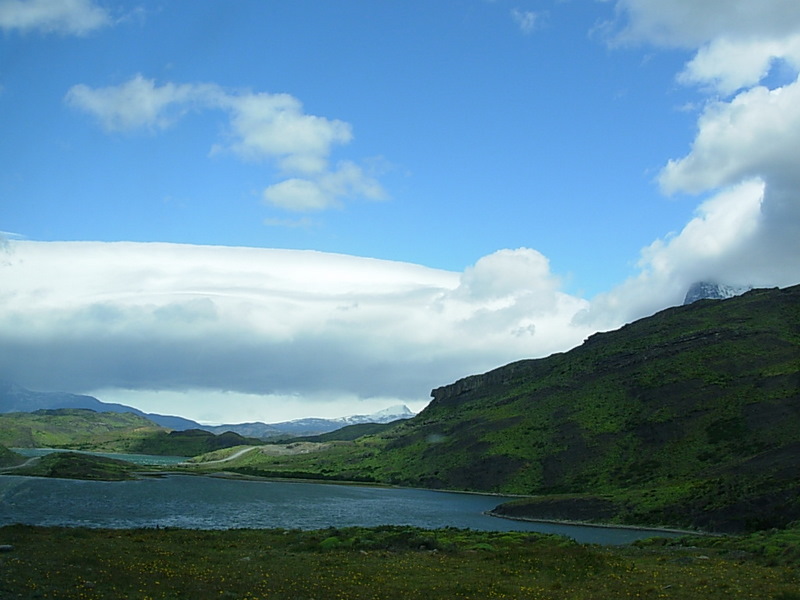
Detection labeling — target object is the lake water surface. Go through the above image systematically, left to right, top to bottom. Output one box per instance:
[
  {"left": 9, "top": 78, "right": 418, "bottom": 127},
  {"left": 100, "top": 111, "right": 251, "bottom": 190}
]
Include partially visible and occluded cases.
[
  {"left": 12, "top": 447, "right": 187, "bottom": 466},
  {"left": 0, "top": 472, "right": 680, "bottom": 545}
]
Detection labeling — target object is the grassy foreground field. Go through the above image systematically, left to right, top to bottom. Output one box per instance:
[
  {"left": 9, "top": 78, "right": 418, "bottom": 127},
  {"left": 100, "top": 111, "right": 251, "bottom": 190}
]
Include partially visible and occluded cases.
[{"left": 1, "top": 525, "right": 798, "bottom": 599}]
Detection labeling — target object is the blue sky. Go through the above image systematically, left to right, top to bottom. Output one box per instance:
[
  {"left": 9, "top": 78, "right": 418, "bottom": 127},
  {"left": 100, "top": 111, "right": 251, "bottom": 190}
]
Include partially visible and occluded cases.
[
  {"left": 2, "top": 0, "right": 799, "bottom": 423},
  {"left": 2, "top": 0, "right": 700, "bottom": 295}
]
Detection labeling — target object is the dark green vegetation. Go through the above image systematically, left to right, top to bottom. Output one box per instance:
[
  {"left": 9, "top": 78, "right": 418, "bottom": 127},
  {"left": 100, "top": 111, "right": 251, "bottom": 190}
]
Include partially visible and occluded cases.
[
  {"left": 185, "top": 285, "right": 800, "bottom": 533},
  {"left": 0, "top": 409, "right": 260, "bottom": 457},
  {"left": 290, "top": 419, "right": 408, "bottom": 442},
  {"left": 128, "top": 428, "right": 263, "bottom": 457},
  {"left": 0, "top": 445, "right": 25, "bottom": 468},
  {"left": 7, "top": 451, "right": 140, "bottom": 481},
  {"left": 1, "top": 524, "right": 798, "bottom": 599}
]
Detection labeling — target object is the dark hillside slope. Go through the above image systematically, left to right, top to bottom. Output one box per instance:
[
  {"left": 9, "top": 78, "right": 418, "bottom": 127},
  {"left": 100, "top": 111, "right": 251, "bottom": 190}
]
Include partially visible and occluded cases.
[
  {"left": 363, "top": 285, "right": 800, "bottom": 531},
  {"left": 130, "top": 428, "right": 263, "bottom": 457}
]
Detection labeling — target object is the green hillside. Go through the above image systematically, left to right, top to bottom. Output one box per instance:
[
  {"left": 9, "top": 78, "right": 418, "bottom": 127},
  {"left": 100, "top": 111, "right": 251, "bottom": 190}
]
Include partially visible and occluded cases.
[
  {"left": 190, "top": 285, "right": 800, "bottom": 532},
  {"left": 0, "top": 409, "right": 164, "bottom": 451},
  {"left": 0, "top": 409, "right": 263, "bottom": 458},
  {"left": 290, "top": 420, "right": 410, "bottom": 443},
  {"left": 129, "top": 428, "right": 264, "bottom": 457},
  {"left": 0, "top": 444, "right": 25, "bottom": 468},
  {"left": 8, "top": 451, "right": 140, "bottom": 481}
]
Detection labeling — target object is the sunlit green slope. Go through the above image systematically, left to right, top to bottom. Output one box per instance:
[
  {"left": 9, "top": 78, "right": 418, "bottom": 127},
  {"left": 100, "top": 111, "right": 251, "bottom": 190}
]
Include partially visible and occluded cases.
[{"left": 0, "top": 409, "right": 163, "bottom": 450}]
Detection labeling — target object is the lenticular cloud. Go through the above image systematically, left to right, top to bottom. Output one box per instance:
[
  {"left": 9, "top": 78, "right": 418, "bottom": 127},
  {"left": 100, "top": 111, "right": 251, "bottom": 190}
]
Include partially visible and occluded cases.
[{"left": 0, "top": 241, "right": 592, "bottom": 412}]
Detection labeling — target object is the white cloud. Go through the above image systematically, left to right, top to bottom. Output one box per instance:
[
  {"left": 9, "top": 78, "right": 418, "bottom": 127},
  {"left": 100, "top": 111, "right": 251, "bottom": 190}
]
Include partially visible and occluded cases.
[
  {"left": 0, "top": 0, "right": 110, "bottom": 35},
  {"left": 582, "top": 0, "right": 800, "bottom": 329},
  {"left": 608, "top": 0, "right": 800, "bottom": 94},
  {"left": 609, "top": 0, "right": 800, "bottom": 48},
  {"left": 511, "top": 9, "right": 539, "bottom": 35},
  {"left": 678, "top": 35, "right": 800, "bottom": 95},
  {"left": 65, "top": 75, "right": 385, "bottom": 213},
  {"left": 65, "top": 75, "right": 205, "bottom": 132},
  {"left": 660, "top": 78, "right": 800, "bottom": 195},
  {"left": 217, "top": 92, "right": 353, "bottom": 174},
  {"left": 263, "top": 162, "right": 386, "bottom": 212},
  {"left": 263, "top": 178, "right": 335, "bottom": 212},
  {"left": 578, "top": 180, "right": 774, "bottom": 328},
  {"left": 0, "top": 241, "right": 593, "bottom": 422},
  {"left": 455, "top": 248, "right": 558, "bottom": 303}
]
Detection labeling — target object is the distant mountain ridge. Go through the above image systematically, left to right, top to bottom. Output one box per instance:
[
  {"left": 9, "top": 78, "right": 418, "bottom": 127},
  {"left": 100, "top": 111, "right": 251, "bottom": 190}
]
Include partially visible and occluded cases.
[
  {"left": 0, "top": 381, "right": 416, "bottom": 438},
  {"left": 0, "top": 381, "right": 199, "bottom": 431},
  {"left": 168, "top": 405, "right": 416, "bottom": 437}
]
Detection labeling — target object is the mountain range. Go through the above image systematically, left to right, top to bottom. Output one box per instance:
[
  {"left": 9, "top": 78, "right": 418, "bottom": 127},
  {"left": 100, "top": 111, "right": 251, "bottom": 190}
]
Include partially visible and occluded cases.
[
  {"left": 0, "top": 381, "right": 415, "bottom": 438},
  {"left": 200, "top": 405, "right": 415, "bottom": 438}
]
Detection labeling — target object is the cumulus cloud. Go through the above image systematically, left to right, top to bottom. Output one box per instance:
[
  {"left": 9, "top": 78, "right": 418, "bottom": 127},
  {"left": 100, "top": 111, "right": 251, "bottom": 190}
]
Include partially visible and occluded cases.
[
  {"left": 0, "top": 0, "right": 110, "bottom": 35},
  {"left": 586, "top": 0, "right": 800, "bottom": 327},
  {"left": 608, "top": 0, "right": 800, "bottom": 48},
  {"left": 678, "top": 35, "right": 800, "bottom": 95},
  {"left": 65, "top": 75, "right": 384, "bottom": 213},
  {"left": 65, "top": 75, "right": 206, "bottom": 132},
  {"left": 660, "top": 80, "right": 800, "bottom": 195},
  {"left": 217, "top": 92, "right": 353, "bottom": 174},
  {"left": 263, "top": 162, "right": 386, "bottom": 212},
  {"left": 579, "top": 180, "right": 771, "bottom": 327},
  {"left": 0, "top": 241, "right": 592, "bottom": 422}
]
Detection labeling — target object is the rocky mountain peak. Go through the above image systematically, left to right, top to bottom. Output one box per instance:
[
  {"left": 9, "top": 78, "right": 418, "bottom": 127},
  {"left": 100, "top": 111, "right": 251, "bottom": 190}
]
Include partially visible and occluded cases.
[{"left": 683, "top": 281, "right": 752, "bottom": 305}]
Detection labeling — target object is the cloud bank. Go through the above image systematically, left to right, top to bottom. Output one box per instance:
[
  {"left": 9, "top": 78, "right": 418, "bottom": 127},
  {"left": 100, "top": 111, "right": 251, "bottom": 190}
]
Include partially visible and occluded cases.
[
  {"left": 65, "top": 75, "right": 385, "bottom": 213},
  {"left": 0, "top": 241, "right": 592, "bottom": 422}
]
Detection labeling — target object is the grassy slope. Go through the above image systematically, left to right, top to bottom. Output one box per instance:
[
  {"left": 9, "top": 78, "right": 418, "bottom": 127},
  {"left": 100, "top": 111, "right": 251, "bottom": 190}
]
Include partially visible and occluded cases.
[
  {"left": 189, "top": 285, "right": 800, "bottom": 533},
  {"left": 0, "top": 409, "right": 164, "bottom": 451},
  {"left": 0, "top": 410, "right": 263, "bottom": 457},
  {"left": 290, "top": 420, "right": 410, "bottom": 442},
  {"left": 128, "top": 428, "right": 265, "bottom": 457},
  {"left": 0, "top": 444, "right": 25, "bottom": 468},
  {"left": 8, "top": 451, "right": 141, "bottom": 481},
  {"left": 1, "top": 524, "right": 798, "bottom": 599}
]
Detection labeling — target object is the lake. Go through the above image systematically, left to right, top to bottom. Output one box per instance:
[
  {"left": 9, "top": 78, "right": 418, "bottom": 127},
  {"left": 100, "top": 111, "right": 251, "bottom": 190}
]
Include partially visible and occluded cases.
[
  {"left": 12, "top": 447, "right": 188, "bottom": 466},
  {"left": 0, "top": 471, "right": 681, "bottom": 545}
]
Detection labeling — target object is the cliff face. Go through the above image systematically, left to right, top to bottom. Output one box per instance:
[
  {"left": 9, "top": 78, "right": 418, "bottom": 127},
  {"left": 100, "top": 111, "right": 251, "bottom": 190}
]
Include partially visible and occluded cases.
[
  {"left": 373, "top": 285, "right": 800, "bottom": 531},
  {"left": 429, "top": 358, "right": 552, "bottom": 407}
]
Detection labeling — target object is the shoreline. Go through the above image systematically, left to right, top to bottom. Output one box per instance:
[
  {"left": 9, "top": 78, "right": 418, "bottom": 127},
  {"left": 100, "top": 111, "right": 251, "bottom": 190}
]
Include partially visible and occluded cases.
[
  {"left": 3, "top": 454, "right": 726, "bottom": 538},
  {"left": 4, "top": 466, "right": 726, "bottom": 538},
  {"left": 163, "top": 469, "right": 711, "bottom": 537},
  {"left": 485, "top": 510, "right": 713, "bottom": 537}
]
